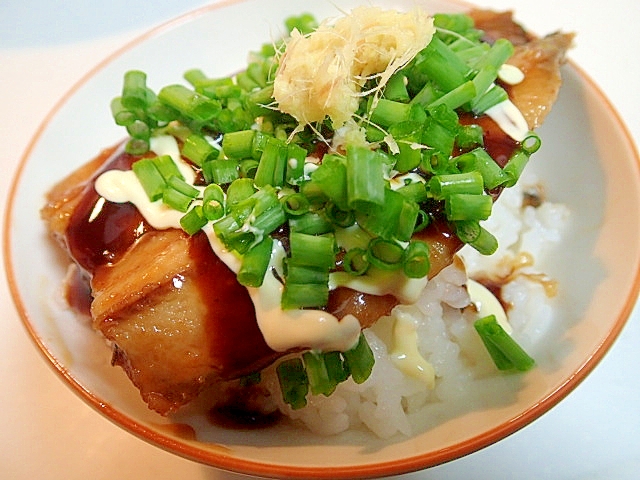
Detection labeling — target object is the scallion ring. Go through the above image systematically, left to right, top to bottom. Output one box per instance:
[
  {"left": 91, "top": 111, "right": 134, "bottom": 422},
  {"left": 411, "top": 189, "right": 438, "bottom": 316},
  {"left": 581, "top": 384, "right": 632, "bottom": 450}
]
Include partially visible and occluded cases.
[
  {"left": 366, "top": 238, "right": 404, "bottom": 271},
  {"left": 342, "top": 248, "right": 370, "bottom": 276}
]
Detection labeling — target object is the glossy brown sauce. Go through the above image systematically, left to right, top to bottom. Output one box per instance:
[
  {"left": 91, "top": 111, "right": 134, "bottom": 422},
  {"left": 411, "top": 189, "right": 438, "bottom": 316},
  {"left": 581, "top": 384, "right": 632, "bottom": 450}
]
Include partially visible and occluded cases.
[
  {"left": 66, "top": 148, "right": 149, "bottom": 273},
  {"left": 188, "top": 231, "right": 280, "bottom": 377},
  {"left": 208, "top": 405, "right": 281, "bottom": 430}
]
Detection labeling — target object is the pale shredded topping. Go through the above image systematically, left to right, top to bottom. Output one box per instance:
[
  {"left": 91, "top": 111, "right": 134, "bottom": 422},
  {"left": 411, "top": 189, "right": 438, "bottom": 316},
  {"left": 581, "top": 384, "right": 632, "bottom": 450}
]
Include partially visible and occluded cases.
[{"left": 273, "top": 6, "right": 435, "bottom": 129}]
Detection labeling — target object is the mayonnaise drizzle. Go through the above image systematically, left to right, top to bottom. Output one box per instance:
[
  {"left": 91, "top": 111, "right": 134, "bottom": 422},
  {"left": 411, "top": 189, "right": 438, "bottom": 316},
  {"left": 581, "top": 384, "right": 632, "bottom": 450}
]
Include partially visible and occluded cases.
[{"left": 389, "top": 310, "right": 435, "bottom": 387}]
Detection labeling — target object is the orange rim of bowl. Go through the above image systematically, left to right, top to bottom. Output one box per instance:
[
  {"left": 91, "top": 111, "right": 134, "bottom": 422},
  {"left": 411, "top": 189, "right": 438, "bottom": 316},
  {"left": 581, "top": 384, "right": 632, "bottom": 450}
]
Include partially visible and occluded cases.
[{"left": 4, "top": 0, "right": 640, "bottom": 478}]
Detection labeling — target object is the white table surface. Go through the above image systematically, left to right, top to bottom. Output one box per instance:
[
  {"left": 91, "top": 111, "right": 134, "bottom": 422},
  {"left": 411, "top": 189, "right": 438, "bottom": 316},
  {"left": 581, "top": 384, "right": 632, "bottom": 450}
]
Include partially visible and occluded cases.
[{"left": 1, "top": 1, "right": 638, "bottom": 478}]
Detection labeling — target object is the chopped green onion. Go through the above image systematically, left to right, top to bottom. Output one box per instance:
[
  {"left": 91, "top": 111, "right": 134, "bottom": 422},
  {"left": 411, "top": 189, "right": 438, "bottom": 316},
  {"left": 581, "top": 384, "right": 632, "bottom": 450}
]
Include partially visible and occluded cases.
[
  {"left": 285, "top": 13, "right": 318, "bottom": 35},
  {"left": 433, "top": 13, "right": 475, "bottom": 35},
  {"left": 415, "top": 36, "right": 469, "bottom": 92},
  {"left": 472, "top": 38, "right": 515, "bottom": 72},
  {"left": 183, "top": 68, "right": 209, "bottom": 88},
  {"left": 121, "top": 70, "right": 148, "bottom": 110},
  {"left": 384, "top": 72, "right": 410, "bottom": 102},
  {"left": 428, "top": 80, "right": 476, "bottom": 110},
  {"left": 410, "top": 82, "right": 442, "bottom": 108},
  {"left": 158, "top": 84, "right": 221, "bottom": 122},
  {"left": 471, "top": 85, "right": 508, "bottom": 115},
  {"left": 110, "top": 97, "right": 137, "bottom": 127},
  {"left": 369, "top": 98, "right": 411, "bottom": 127},
  {"left": 422, "top": 112, "right": 458, "bottom": 156},
  {"left": 126, "top": 119, "right": 150, "bottom": 140},
  {"left": 388, "top": 121, "right": 423, "bottom": 173},
  {"left": 456, "top": 124, "right": 484, "bottom": 150},
  {"left": 223, "top": 130, "right": 256, "bottom": 159},
  {"left": 522, "top": 132, "right": 542, "bottom": 154},
  {"left": 182, "top": 133, "right": 218, "bottom": 166},
  {"left": 254, "top": 136, "right": 288, "bottom": 188},
  {"left": 125, "top": 137, "right": 150, "bottom": 155},
  {"left": 285, "top": 143, "right": 308, "bottom": 185},
  {"left": 346, "top": 145, "right": 387, "bottom": 208},
  {"left": 456, "top": 148, "right": 508, "bottom": 190},
  {"left": 502, "top": 148, "right": 531, "bottom": 188},
  {"left": 309, "top": 154, "right": 348, "bottom": 211},
  {"left": 153, "top": 155, "right": 184, "bottom": 181},
  {"left": 132, "top": 158, "right": 166, "bottom": 201},
  {"left": 203, "top": 158, "right": 239, "bottom": 185},
  {"left": 239, "top": 158, "right": 260, "bottom": 178},
  {"left": 428, "top": 171, "right": 484, "bottom": 200},
  {"left": 166, "top": 174, "right": 199, "bottom": 197},
  {"left": 225, "top": 177, "right": 256, "bottom": 207},
  {"left": 396, "top": 181, "right": 428, "bottom": 204},
  {"left": 162, "top": 184, "right": 195, "bottom": 212},
  {"left": 202, "top": 184, "right": 225, "bottom": 220},
  {"left": 214, "top": 186, "right": 284, "bottom": 253},
  {"left": 356, "top": 188, "right": 419, "bottom": 242},
  {"left": 281, "top": 193, "right": 310, "bottom": 217},
  {"left": 445, "top": 193, "right": 493, "bottom": 221},
  {"left": 325, "top": 203, "right": 356, "bottom": 228},
  {"left": 180, "top": 205, "right": 208, "bottom": 235},
  {"left": 289, "top": 212, "right": 334, "bottom": 235},
  {"left": 455, "top": 220, "right": 498, "bottom": 255},
  {"left": 288, "top": 232, "right": 336, "bottom": 270},
  {"left": 237, "top": 236, "right": 273, "bottom": 287},
  {"left": 366, "top": 238, "right": 404, "bottom": 270},
  {"left": 402, "top": 240, "right": 430, "bottom": 278},
  {"left": 342, "top": 247, "right": 370, "bottom": 276},
  {"left": 286, "top": 263, "right": 330, "bottom": 285},
  {"left": 281, "top": 282, "right": 329, "bottom": 309},
  {"left": 474, "top": 315, "right": 535, "bottom": 371},
  {"left": 342, "top": 334, "right": 375, "bottom": 384},
  {"left": 302, "top": 351, "right": 341, "bottom": 396},
  {"left": 323, "top": 351, "right": 350, "bottom": 384},
  {"left": 276, "top": 358, "right": 309, "bottom": 410}
]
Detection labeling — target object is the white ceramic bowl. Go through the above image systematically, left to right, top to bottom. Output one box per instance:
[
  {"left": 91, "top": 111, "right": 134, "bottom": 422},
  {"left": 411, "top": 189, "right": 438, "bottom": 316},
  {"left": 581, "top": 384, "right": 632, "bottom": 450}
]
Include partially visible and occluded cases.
[{"left": 5, "top": 0, "right": 640, "bottom": 477}]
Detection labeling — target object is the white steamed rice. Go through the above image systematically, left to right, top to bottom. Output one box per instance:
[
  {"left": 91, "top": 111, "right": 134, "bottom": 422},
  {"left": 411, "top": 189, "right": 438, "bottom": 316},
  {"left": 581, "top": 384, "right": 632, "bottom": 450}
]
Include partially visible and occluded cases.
[{"left": 262, "top": 173, "right": 571, "bottom": 438}]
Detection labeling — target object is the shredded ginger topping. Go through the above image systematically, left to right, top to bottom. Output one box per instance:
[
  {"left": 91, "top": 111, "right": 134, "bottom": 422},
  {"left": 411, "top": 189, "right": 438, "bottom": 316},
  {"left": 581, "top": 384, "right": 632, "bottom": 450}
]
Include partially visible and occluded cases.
[{"left": 273, "top": 6, "right": 435, "bottom": 129}]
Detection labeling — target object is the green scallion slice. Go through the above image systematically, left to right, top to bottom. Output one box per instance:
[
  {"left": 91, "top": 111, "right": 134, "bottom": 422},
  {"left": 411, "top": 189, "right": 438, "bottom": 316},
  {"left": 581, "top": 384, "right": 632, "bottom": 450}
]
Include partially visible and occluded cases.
[
  {"left": 121, "top": 70, "right": 148, "bottom": 110},
  {"left": 182, "top": 133, "right": 218, "bottom": 167},
  {"left": 346, "top": 145, "right": 387, "bottom": 208},
  {"left": 132, "top": 158, "right": 166, "bottom": 202},
  {"left": 428, "top": 171, "right": 484, "bottom": 200},
  {"left": 202, "top": 184, "right": 225, "bottom": 221},
  {"left": 445, "top": 193, "right": 493, "bottom": 221},
  {"left": 180, "top": 205, "right": 208, "bottom": 235},
  {"left": 288, "top": 232, "right": 336, "bottom": 270},
  {"left": 237, "top": 236, "right": 273, "bottom": 287},
  {"left": 366, "top": 238, "right": 404, "bottom": 271},
  {"left": 402, "top": 240, "right": 430, "bottom": 278},
  {"left": 342, "top": 247, "right": 370, "bottom": 276},
  {"left": 281, "top": 282, "right": 330, "bottom": 310},
  {"left": 474, "top": 315, "right": 535, "bottom": 371},
  {"left": 342, "top": 334, "right": 375, "bottom": 384},
  {"left": 276, "top": 358, "right": 309, "bottom": 410}
]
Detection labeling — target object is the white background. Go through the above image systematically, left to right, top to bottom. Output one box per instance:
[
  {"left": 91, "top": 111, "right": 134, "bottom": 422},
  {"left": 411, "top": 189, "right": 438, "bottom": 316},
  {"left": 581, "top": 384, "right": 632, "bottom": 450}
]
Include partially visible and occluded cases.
[{"left": 1, "top": 0, "right": 638, "bottom": 478}]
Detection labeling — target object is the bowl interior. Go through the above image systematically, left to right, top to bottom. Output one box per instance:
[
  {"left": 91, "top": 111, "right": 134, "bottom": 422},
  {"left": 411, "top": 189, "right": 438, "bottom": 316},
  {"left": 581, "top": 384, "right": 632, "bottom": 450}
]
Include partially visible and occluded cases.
[{"left": 5, "top": 0, "right": 640, "bottom": 477}]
